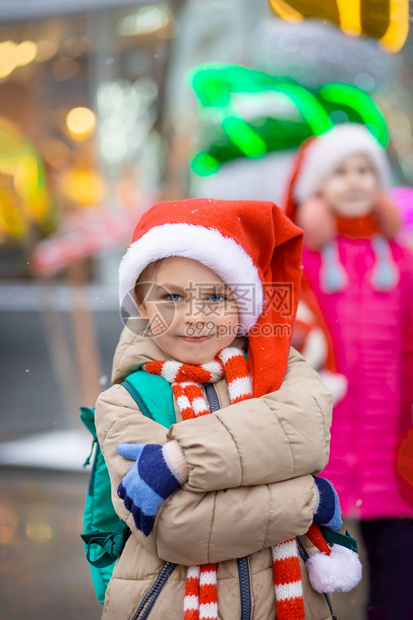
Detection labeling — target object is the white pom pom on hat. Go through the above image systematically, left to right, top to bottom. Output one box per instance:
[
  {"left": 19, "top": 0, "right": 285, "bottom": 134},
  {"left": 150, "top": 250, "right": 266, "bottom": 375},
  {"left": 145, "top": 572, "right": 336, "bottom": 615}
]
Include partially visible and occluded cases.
[
  {"left": 305, "top": 523, "right": 362, "bottom": 594},
  {"left": 306, "top": 543, "right": 363, "bottom": 593}
]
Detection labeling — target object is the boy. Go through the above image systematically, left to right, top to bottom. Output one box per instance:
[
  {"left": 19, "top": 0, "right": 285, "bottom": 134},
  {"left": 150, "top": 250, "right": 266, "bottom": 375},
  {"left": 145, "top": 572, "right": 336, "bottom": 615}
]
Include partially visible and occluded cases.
[{"left": 95, "top": 198, "right": 343, "bottom": 620}]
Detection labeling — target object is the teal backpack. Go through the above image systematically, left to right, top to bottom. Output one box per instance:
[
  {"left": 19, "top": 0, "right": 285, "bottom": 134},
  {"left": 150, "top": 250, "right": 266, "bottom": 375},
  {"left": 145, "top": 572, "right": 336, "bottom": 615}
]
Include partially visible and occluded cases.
[{"left": 80, "top": 370, "right": 176, "bottom": 604}]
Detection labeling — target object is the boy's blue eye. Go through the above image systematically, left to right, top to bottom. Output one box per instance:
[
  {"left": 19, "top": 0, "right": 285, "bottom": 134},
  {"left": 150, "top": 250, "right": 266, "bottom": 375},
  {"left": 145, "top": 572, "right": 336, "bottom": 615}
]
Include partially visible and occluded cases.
[
  {"left": 166, "top": 294, "right": 182, "bottom": 302},
  {"left": 209, "top": 294, "right": 224, "bottom": 302}
]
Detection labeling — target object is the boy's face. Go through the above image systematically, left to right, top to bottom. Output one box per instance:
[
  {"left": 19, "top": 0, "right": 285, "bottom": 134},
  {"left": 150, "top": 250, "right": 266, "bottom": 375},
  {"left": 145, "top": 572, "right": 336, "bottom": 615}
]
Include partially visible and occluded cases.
[
  {"left": 320, "top": 153, "right": 380, "bottom": 217},
  {"left": 137, "top": 257, "right": 240, "bottom": 365}
]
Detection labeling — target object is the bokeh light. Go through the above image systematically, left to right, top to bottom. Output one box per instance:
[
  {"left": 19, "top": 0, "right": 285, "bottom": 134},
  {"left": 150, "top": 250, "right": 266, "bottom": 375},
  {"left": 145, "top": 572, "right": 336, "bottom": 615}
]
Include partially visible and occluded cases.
[
  {"left": 118, "top": 5, "right": 170, "bottom": 37},
  {"left": 34, "top": 39, "right": 58, "bottom": 62},
  {"left": 0, "top": 40, "right": 38, "bottom": 80},
  {"left": 16, "top": 41, "right": 37, "bottom": 66},
  {"left": 66, "top": 107, "right": 96, "bottom": 141},
  {"left": 60, "top": 168, "right": 106, "bottom": 205},
  {"left": 0, "top": 506, "right": 18, "bottom": 546},
  {"left": 25, "top": 518, "right": 54, "bottom": 544}
]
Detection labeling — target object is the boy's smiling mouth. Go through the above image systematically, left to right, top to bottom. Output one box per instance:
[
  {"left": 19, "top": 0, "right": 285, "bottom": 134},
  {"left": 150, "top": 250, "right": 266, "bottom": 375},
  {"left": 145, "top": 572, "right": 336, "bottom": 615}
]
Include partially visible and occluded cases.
[{"left": 179, "top": 335, "right": 213, "bottom": 343}]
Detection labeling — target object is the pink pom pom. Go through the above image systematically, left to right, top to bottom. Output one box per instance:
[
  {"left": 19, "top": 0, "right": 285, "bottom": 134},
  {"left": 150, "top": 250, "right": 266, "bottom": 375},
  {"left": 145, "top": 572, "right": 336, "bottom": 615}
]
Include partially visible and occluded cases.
[{"left": 296, "top": 197, "right": 336, "bottom": 250}]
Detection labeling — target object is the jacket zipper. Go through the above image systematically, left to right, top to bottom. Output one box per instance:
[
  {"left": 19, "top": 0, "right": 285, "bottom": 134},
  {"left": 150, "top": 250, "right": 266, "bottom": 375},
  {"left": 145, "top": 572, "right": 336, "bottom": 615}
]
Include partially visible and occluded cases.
[
  {"left": 204, "top": 382, "right": 221, "bottom": 412},
  {"left": 133, "top": 384, "right": 218, "bottom": 620},
  {"left": 205, "top": 384, "right": 253, "bottom": 620},
  {"left": 296, "top": 537, "right": 337, "bottom": 620},
  {"left": 237, "top": 557, "right": 252, "bottom": 620},
  {"left": 132, "top": 562, "right": 177, "bottom": 620}
]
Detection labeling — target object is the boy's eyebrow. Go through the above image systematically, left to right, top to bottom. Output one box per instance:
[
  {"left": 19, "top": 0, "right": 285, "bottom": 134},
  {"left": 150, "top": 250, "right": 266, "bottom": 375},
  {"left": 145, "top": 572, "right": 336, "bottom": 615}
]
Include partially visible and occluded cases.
[
  {"left": 161, "top": 283, "right": 229, "bottom": 293},
  {"left": 160, "top": 284, "right": 187, "bottom": 293}
]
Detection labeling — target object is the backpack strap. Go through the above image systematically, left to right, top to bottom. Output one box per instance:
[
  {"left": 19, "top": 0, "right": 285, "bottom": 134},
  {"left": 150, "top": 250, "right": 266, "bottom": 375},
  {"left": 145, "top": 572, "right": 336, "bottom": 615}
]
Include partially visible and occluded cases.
[
  {"left": 122, "top": 369, "right": 177, "bottom": 429},
  {"left": 82, "top": 372, "right": 176, "bottom": 573},
  {"left": 81, "top": 521, "right": 131, "bottom": 568}
]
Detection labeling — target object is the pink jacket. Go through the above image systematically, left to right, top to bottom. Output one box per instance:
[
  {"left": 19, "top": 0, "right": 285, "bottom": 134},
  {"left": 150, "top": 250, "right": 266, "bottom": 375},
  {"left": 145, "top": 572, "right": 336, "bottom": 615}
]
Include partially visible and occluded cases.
[{"left": 303, "top": 236, "right": 413, "bottom": 519}]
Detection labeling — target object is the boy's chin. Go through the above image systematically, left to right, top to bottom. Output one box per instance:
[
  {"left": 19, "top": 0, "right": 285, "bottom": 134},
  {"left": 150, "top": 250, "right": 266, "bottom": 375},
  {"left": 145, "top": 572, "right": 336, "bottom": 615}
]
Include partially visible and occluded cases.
[
  {"left": 156, "top": 334, "right": 237, "bottom": 365},
  {"left": 173, "top": 341, "right": 226, "bottom": 366},
  {"left": 177, "top": 349, "right": 219, "bottom": 366}
]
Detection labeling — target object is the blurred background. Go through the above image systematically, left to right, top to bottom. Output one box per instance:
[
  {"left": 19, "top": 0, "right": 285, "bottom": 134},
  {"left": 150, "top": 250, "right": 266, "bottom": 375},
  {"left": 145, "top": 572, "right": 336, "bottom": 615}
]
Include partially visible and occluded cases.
[{"left": 0, "top": 0, "right": 412, "bottom": 618}]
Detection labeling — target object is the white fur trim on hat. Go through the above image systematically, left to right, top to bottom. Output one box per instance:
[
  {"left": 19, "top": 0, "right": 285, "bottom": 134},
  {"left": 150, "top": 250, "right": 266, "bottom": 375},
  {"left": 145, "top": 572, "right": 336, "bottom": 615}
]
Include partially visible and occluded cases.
[
  {"left": 294, "top": 124, "right": 390, "bottom": 203},
  {"left": 119, "top": 223, "right": 264, "bottom": 334}
]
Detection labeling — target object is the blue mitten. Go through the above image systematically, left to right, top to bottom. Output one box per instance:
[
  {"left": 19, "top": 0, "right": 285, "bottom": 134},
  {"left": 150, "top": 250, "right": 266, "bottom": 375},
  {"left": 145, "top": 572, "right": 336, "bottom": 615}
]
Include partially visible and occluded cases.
[
  {"left": 117, "top": 442, "right": 186, "bottom": 536},
  {"left": 313, "top": 476, "right": 343, "bottom": 531}
]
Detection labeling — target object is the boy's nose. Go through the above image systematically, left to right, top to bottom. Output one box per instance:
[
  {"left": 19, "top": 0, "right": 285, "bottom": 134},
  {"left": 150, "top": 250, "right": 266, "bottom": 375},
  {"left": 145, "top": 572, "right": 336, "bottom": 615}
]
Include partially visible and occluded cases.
[{"left": 183, "top": 300, "right": 207, "bottom": 324}]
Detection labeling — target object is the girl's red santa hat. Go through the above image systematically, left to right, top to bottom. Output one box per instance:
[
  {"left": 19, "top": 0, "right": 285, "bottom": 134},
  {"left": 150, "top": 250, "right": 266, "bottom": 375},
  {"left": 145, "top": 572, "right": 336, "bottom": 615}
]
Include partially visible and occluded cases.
[
  {"left": 284, "top": 123, "right": 400, "bottom": 250},
  {"left": 292, "top": 123, "right": 391, "bottom": 206},
  {"left": 119, "top": 198, "right": 304, "bottom": 397}
]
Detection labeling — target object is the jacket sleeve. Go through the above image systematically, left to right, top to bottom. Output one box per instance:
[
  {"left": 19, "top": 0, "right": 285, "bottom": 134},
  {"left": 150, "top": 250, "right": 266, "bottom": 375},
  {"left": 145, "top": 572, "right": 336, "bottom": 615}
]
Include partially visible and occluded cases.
[
  {"left": 167, "top": 347, "right": 333, "bottom": 493},
  {"left": 95, "top": 383, "right": 318, "bottom": 566},
  {"left": 150, "top": 473, "right": 317, "bottom": 565}
]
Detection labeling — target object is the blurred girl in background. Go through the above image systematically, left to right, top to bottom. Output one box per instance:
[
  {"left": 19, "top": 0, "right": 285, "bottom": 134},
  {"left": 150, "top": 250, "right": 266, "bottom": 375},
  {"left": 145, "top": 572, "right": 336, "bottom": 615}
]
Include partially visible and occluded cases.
[{"left": 285, "top": 123, "right": 413, "bottom": 620}]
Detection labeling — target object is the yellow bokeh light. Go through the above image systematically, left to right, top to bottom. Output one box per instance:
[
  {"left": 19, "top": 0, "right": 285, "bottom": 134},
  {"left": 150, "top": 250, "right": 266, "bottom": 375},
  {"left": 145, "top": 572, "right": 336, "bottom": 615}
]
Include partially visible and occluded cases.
[
  {"left": 268, "top": 0, "right": 302, "bottom": 22},
  {"left": 269, "top": 0, "right": 409, "bottom": 53},
  {"left": 380, "top": 0, "right": 409, "bottom": 53},
  {"left": 35, "top": 39, "right": 58, "bottom": 62},
  {"left": 0, "top": 40, "right": 38, "bottom": 79},
  {"left": 0, "top": 41, "right": 18, "bottom": 79},
  {"left": 16, "top": 41, "right": 38, "bottom": 67},
  {"left": 66, "top": 106, "right": 96, "bottom": 141},
  {"left": 0, "top": 116, "right": 50, "bottom": 241},
  {"left": 60, "top": 168, "right": 107, "bottom": 205},
  {"left": 25, "top": 519, "right": 54, "bottom": 544}
]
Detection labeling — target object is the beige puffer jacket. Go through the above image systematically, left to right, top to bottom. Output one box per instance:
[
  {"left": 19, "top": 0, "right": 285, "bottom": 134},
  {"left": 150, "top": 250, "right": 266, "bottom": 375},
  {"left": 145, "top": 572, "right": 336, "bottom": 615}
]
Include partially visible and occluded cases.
[{"left": 95, "top": 325, "right": 335, "bottom": 620}]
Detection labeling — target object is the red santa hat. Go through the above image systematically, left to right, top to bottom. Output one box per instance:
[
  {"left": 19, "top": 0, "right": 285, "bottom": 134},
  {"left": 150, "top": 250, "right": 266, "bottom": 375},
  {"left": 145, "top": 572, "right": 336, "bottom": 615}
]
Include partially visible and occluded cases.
[
  {"left": 292, "top": 123, "right": 390, "bottom": 206},
  {"left": 284, "top": 125, "right": 400, "bottom": 251},
  {"left": 119, "top": 198, "right": 304, "bottom": 397}
]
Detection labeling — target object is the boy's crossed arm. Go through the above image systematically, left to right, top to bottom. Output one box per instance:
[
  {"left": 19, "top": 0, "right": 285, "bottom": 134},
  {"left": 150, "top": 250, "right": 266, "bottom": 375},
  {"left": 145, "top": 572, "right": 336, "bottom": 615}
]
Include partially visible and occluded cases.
[
  {"left": 97, "top": 348, "right": 338, "bottom": 560},
  {"left": 167, "top": 348, "right": 333, "bottom": 493},
  {"left": 98, "top": 349, "right": 332, "bottom": 500},
  {"left": 97, "top": 387, "right": 328, "bottom": 564},
  {"left": 116, "top": 438, "right": 342, "bottom": 541},
  {"left": 116, "top": 467, "right": 335, "bottom": 566}
]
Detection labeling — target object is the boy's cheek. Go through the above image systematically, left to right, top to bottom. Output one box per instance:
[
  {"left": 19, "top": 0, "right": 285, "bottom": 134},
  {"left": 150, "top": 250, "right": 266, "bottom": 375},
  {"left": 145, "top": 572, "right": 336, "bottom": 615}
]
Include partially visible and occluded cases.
[
  {"left": 147, "top": 304, "right": 177, "bottom": 332},
  {"left": 215, "top": 320, "right": 241, "bottom": 341}
]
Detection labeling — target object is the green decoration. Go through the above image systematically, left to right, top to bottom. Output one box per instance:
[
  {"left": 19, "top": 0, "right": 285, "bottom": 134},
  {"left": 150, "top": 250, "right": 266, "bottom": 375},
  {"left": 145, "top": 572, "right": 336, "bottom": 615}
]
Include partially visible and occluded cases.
[
  {"left": 189, "top": 64, "right": 389, "bottom": 177},
  {"left": 318, "top": 83, "right": 389, "bottom": 147},
  {"left": 222, "top": 117, "right": 267, "bottom": 158},
  {"left": 191, "top": 152, "right": 221, "bottom": 176}
]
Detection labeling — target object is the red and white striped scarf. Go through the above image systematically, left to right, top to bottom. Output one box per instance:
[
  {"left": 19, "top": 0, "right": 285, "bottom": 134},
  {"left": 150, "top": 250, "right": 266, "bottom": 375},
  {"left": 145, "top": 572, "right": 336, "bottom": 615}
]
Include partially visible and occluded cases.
[{"left": 144, "top": 347, "right": 305, "bottom": 620}]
